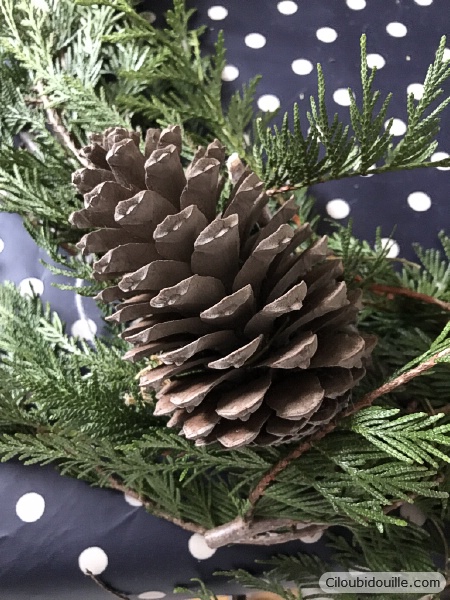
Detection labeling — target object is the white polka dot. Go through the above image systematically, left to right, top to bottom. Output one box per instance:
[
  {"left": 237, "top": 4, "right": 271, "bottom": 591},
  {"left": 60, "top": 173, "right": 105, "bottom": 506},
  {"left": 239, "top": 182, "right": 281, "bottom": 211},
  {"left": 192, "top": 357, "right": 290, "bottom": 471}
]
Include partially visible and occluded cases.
[
  {"left": 346, "top": 0, "right": 366, "bottom": 9},
  {"left": 414, "top": 0, "right": 433, "bottom": 5},
  {"left": 277, "top": 1, "right": 298, "bottom": 14},
  {"left": 207, "top": 5, "right": 228, "bottom": 20},
  {"left": 386, "top": 22, "right": 407, "bottom": 37},
  {"left": 316, "top": 27, "right": 338, "bottom": 43},
  {"left": 244, "top": 33, "right": 266, "bottom": 49},
  {"left": 443, "top": 48, "right": 450, "bottom": 61},
  {"left": 367, "top": 53, "right": 386, "bottom": 69},
  {"left": 291, "top": 59, "right": 314, "bottom": 75},
  {"left": 221, "top": 65, "right": 239, "bottom": 82},
  {"left": 407, "top": 83, "right": 424, "bottom": 100},
  {"left": 333, "top": 88, "right": 353, "bottom": 106},
  {"left": 257, "top": 94, "right": 280, "bottom": 112},
  {"left": 385, "top": 118, "right": 407, "bottom": 136},
  {"left": 431, "top": 151, "right": 450, "bottom": 170},
  {"left": 407, "top": 191, "right": 431, "bottom": 212},
  {"left": 326, "top": 199, "right": 351, "bottom": 219},
  {"left": 0, "top": 238, "right": 4, "bottom": 253},
  {"left": 380, "top": 238, "right": 400, "bottom": 258},
  {"left": 18, "top": 277, "right": 44, "bottom": 297},
  {"left": 71, "top": 318, "right": 98, "bottom": 340},
  {"left": 16, "top": 492, "right": 45, "bottom": 522},
  {"left": 124, "top": 493, "right": 143, "bottom": 507},
  {"left": 400, "top": 502, "right": 427, "bottom": 526},
  {"left": 298, "top": 529, "right": 324, "bottom": 544},
  {"left": 188, "top": 533, "right": 217, "bottom": 560},
  {"left": 78, "top": 547, "right": 108, "bottom": 575},
  {"left": 138, "top": 592, "right": 166, "bottom": 600}
]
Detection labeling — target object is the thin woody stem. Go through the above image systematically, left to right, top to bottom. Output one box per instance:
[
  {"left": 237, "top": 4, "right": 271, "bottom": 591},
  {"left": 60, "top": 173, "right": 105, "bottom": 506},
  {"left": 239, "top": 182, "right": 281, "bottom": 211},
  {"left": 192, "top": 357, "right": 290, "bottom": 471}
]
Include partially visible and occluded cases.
[
  {"left": 35, "top": 81, "right": 90, "bottom": 167},
  {"left": 265, "top": 158, "right": 450, "bottom": 196},
  {"left": 60, "top": 242, "right": 79, "bottom": 256},
  {"left": 369, "top": 283, "right": 450, "bottom": 312},
  {"left": 246, "top": 346, "right": 450, "bottom": 514},
  {"left": 351, "top": 346, "right": 450, "bottom": 410},
  {"left": 85, "top": 570, "right": 130, "bottom": 600}
]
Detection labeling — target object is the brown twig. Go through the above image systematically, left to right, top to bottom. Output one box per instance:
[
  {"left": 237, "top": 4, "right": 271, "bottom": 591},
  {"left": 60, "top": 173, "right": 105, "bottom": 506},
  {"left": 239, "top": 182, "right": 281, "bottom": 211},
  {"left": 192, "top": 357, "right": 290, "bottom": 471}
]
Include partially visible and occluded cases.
[
  {"left": 35, "top": 81, "right": 90, "bottom": 167},
  {"left": 265, "top": 158, "right": 450, "bottom": 197},
  {"left": 266, "top": 184, "right": 297, "bottom": 196},
  {"left": 60, "top": 242, "right": 79, "bottom": 256},
  {"left": 369, "top": 283, "right": 450, "bottom": 312},
  {"left": 246, "top": 346, "right": 450, "bottom": 514},
  {"left": 351, "top": 347, "right": 450, "bottom": 410},
  {"left": 247, "top": 422, "right": 337, "bottom": 510},
  {"left": 102, "top": 471, "right": 207, "bottom": 535},
  {"left": 85, "top": 570, "right": 130, "bottom": 600}
]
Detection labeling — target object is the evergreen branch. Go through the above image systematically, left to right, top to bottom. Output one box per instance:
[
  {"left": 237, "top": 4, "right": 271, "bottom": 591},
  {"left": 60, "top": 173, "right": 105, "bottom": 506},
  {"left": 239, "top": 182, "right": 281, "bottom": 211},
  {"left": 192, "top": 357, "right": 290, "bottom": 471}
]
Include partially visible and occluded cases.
[
  {"left": 86, "top": 0, "right": 259, "bottom": 158},
  {"left": 258, "top": 35, "right": 450, "bottom": 189},
  {"left": 35, "top": 80, "right": 89, "bottom": 167},
  {"left": 266, "top": 157, "right": 450, "bottom": 195},
  {"left": 347, "top": 412, "right": 450, "bottom": 468},
  {"left": 102, "top": 470, "right": 207, "bottom": 534},
  {"left": 328, "top": 523, "right": 436, "bottom": 574},
  {"left": 217, "top": 569, "right": 299, "bottom": 600},
  {"left": 174, "top": 578, "right": 220, "bottom": 600}
]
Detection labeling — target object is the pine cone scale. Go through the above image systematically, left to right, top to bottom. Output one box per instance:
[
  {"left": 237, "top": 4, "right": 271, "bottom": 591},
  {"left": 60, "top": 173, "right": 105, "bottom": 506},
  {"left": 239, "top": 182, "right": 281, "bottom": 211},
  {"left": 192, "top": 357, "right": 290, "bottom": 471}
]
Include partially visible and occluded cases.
[
  {"left": 106, "top": 138, "right": 146, "bottom": 188},
  {"left": 145, "top": 145, "right": 186, "bottom": 205},
  {"left": 114, "top": 191, "right": 177, "bottom": 238},
  {"left": 154, "top": 206, "right": 209, "bottom": 261},
  {"left": 119, "top": 260, "right": 192, "bottom": 292},
  {"left": 150, "top": 275, "right": 226, "bottom": 314},
  {"left": 160, "top": 330, "right": 239, "bottom": 366}
]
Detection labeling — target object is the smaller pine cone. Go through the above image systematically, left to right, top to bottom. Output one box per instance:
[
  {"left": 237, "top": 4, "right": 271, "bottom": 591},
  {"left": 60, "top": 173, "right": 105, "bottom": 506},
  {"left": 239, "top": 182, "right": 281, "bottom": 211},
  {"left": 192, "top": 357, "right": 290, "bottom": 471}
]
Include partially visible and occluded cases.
[{"left": 70, "top": 126, "right": 376, "bottom": 449}]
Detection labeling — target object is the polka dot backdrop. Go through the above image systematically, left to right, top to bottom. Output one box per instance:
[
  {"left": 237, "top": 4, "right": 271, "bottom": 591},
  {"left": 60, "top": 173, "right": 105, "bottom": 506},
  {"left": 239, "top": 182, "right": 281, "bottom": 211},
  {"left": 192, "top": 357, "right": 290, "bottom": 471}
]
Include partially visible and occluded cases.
[
  {"left": 189, "top": 0, "right": 450, "bottom": 260},
  {"left": 1, "top": 1, "right": 450, "bottom": 597},
  {"left": 0, "top": 460, "right": 333, "bottom": 599}
]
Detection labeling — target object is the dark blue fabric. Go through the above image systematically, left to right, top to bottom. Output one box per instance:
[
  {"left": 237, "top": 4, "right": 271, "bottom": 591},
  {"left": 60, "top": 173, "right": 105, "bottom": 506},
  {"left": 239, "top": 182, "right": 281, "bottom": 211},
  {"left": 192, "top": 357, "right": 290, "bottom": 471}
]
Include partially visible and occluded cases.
[
  {"left": 193, "top": 0, "right": 450, "bottom": 259},
  {"left": 1, "top": 1, "right": 449, "bottom": 597},
  {"left": 0, "top": 460, "right": 332, "bottom": 599}
]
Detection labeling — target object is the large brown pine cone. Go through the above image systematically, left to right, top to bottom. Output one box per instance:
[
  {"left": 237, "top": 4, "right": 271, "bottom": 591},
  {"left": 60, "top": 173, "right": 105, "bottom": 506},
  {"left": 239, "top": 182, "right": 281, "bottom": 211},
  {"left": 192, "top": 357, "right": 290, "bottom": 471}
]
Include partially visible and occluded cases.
[{"left": 70, "top": 125, "right": 376, "bottom": 448}]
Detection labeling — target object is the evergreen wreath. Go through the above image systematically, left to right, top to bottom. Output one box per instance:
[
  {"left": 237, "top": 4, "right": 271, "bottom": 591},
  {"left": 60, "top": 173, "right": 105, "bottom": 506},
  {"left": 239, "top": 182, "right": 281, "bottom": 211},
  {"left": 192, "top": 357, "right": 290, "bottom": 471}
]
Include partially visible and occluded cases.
[{"left": 1, "top": 1, "right": 450, "bottom": 598}]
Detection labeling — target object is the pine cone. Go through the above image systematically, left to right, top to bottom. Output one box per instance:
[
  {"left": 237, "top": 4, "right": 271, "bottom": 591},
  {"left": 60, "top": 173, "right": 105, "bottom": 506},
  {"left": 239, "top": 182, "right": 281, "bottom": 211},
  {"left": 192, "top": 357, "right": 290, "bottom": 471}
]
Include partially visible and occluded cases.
[{"left": 70, "top": 126, "right": 376, "bottom": 448}]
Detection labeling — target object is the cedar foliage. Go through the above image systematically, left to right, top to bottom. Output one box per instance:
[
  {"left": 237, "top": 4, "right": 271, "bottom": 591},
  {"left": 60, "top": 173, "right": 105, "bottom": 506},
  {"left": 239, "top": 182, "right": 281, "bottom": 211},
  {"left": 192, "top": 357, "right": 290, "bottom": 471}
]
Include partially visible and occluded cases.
[{"left": 1, "top": 1, "right": 450, "bottom": 598}]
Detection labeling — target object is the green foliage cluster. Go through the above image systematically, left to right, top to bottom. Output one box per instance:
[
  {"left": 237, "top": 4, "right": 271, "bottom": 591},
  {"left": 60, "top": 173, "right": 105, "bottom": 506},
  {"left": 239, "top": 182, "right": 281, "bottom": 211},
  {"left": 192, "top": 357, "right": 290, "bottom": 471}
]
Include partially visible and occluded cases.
[
  {"left": 1, "top": 1, "right": 450, "bottom": 598},
  {"left": 255, "top": 35, "right": 450, "bottom": 190}
]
